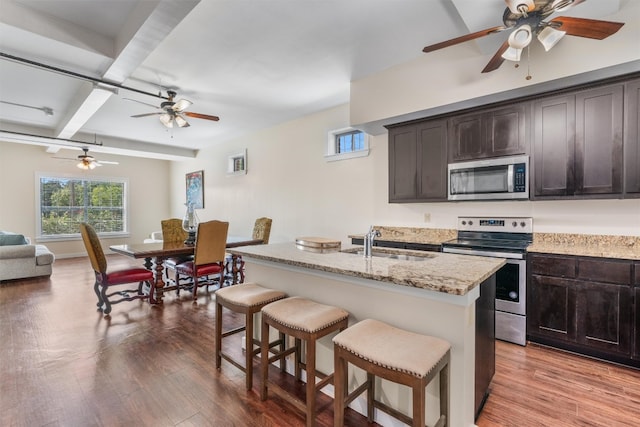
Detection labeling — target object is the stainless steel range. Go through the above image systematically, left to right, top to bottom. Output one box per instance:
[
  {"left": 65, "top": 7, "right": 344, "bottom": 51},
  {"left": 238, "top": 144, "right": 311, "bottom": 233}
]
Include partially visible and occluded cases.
[{"left": 442, "top": 216, "right": 533, "bottom": 346}]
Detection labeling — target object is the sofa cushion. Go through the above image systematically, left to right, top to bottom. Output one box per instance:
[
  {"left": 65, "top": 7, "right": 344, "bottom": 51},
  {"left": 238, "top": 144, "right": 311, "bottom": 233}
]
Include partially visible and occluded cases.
[{"left": 0, "top": 231, "right": 28, "bottom": 246}]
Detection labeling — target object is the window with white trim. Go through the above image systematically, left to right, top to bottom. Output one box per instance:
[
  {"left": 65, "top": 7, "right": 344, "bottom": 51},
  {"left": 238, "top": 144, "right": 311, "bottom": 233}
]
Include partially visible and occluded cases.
[
  {"left": 325, "top": 128, "right": 370, "bottom": 161},
  {"left": 36, "top": 173, "right": 128, "bottom": 240}
]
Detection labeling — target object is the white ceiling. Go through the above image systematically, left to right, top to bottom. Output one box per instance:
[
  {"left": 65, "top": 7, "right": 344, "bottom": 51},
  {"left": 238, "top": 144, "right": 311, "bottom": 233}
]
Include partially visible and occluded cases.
[{"left": 0, "top": 0, "right": 624, "bottom": 160}]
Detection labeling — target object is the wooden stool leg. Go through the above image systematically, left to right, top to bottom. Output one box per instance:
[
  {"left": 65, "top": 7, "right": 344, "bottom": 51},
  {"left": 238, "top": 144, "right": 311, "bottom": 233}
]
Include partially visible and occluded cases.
[
  {"left": 215, "top": 302, "right": 223, "bottom": 369},
  {"left": 245, "top": 310, "right": 254, "bottom": 390},
  {"left": 260, "top": 320, "right": 270, "bottom": 401},
  {"left": 279, "top": 331, "right": 286, "bottom": 372},
  {"left": 306, "top": 337, "right": 316, "bottom": 427},
  {"left": 295, "top": 338, "right": 302, "bottom": 380},
  {"left": 333, "top": 348, "right": 346, "bottom": 427},
  {"left": 440, "top": 362, "right": 449, "bottom": 427},
  {"left": 366, "top": 372, "right": 375, "bottom": 422},
  {"left": 413, "top": 380, "right": 426, "bottom": 427}
]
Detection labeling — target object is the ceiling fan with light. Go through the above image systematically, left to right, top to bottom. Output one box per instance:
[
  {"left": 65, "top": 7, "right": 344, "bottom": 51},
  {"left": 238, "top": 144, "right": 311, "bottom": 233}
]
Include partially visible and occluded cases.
[
  {"left": 422, "top": 0, "right": 624, "bottom": 76},
  {"left": 126, "top": 90, "right": 219, "bottom": 128},
  {"left": 54, "top": 147, "right": 119, "bottom": 170}
]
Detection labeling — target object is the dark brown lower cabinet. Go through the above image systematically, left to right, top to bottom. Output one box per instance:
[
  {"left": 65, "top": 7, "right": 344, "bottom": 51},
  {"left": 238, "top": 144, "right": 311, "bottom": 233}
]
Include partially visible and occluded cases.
[
  {"left": 528, "top": 253, "right": 637, "bottom": 368},
  {"left": 635, "top": 262, "right": 640, "bottom": 361}
]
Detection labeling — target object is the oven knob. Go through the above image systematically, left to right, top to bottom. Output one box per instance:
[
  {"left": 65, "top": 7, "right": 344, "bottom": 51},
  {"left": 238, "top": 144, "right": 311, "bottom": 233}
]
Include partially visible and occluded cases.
[
  {"left": 461, "top": 220, "right": 466, "bottom": 226},
  {"left": 468, "top": 220, "right": 473, "bottom": 226},
  {"left": 512, "top": 221, "right": 517, "bottom": 228},
  {"left": 520, "top": 221, "right": 526, "bottom": 228}
]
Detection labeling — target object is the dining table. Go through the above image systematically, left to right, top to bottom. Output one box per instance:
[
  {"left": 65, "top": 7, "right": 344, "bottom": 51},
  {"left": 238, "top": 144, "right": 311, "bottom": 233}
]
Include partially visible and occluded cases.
[{"left": 109, "top": 236, "right": 263, "bottom": 304}]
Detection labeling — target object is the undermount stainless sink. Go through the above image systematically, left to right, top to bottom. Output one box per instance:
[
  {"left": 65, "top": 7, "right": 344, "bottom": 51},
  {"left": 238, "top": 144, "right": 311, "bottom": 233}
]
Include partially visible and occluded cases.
[{"left": 352, "top": 250, "right": 432, "bottom": 261}]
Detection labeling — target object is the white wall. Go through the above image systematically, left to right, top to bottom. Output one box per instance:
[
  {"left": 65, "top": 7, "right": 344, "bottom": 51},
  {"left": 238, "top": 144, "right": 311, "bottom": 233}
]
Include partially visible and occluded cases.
[
  {"left": 169, "top": 104, "right": 640, "bottom": 242},
  {"left": 0, "top": 141, "right": 171, "bottom": 257}
]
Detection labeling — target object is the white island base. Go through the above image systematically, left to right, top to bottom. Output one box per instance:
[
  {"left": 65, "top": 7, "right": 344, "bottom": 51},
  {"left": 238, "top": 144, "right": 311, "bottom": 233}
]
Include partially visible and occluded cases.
[{"left": 241, "top": 257, "right": 483, "bottom": 427}]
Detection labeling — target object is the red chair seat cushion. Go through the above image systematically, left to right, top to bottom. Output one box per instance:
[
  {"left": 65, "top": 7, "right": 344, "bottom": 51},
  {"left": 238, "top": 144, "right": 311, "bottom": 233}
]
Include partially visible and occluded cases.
[
  {"left": 175, "top": 261, "right": 223, "bottom": 277},
  {"left": 106, "top": 268, "right": 153, "bottom": 286}
]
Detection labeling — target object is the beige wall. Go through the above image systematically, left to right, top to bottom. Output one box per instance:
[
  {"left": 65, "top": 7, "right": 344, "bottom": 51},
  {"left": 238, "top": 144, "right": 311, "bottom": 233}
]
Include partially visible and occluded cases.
[
  {"left": 350, "top": 1, "right": 640, "bottom": 129},
  {"left": 169, "top": 104, "right": 639, "bottom": 244},
  {"left": 0, "top": 141, "right": 171, "bottom": 257}
]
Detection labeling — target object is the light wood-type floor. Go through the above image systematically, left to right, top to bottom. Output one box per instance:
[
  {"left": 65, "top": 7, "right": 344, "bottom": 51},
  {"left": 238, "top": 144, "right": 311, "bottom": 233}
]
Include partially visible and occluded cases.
[{"left": 1, "top": 256, "right": 639, "bottom": 426}]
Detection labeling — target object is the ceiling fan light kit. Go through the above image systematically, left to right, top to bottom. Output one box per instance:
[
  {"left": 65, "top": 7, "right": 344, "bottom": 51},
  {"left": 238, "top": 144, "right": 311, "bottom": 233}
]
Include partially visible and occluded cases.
[
  {"left": 421, "top": 0, "right": 624, "bottom": 78},
  {"left": 506, "top": 0, "right": 535, "bottom": 15},
  {"left": 537, "top": 26, "right": 566, "bottom": 51},
  {"left": 128, "top": 90, "right": 218, "bottom": 129},
  {"left": 77, "top": 159, "right": 97, "bottom": 170}
]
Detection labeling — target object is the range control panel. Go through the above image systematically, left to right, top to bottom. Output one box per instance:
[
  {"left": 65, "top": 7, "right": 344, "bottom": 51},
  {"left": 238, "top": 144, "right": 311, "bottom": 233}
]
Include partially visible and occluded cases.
[{"left": 457, "top": 216, "right": 533, "bottom": 233}]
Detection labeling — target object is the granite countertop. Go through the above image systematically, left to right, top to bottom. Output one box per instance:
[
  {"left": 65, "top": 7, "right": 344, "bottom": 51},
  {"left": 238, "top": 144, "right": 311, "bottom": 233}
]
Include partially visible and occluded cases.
[
  {"left": 348, "top": 226, "right": 456, "bottom": 245},
  {"left": 529, "top": 233, "right": 640, "bottom": 261},
  {"left": 228, "top": 242, "right": 505, "bottom": 296}
]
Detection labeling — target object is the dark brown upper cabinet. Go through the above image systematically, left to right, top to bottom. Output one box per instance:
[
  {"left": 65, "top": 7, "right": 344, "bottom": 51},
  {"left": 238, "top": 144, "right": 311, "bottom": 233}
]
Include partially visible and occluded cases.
[
  {"left": 624, "top": 79, "right": 640, "bottom": 197},
  {"left": 533, "top": 84, "right": 624, "bottom": 199},
  {"left": 449, "top": 103, "right": 528, "bottom": 162},
  {"left": 388, "top": 119, "right": 447, "bottom": 203}
]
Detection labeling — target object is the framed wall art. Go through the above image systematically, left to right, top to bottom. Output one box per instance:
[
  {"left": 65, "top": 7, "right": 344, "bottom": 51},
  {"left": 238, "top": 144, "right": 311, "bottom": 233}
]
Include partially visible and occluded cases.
[{"left": 185, "top": 170, "right": 204, "bottom": 209}]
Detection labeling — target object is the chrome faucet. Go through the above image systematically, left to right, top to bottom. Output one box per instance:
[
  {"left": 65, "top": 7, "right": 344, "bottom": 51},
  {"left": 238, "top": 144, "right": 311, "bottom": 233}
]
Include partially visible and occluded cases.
[{"left": 363, "top": 226, "right": 381, "bottom": 258}]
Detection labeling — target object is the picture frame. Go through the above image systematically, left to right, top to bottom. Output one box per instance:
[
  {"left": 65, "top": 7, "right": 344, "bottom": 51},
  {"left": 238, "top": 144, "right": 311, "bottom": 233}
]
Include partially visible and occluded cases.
[
  {"left": 227, "top": 149, "right": 247, "bottom": 175},
  {"left": 185, "top": 170, "right": 204, "bottom": 209}
]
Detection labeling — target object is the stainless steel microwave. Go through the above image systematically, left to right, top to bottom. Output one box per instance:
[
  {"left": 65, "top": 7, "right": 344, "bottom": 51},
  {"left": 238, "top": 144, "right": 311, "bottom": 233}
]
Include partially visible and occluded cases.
[{"left": 448, "top": 155, "right": 529, "bottom": 201}]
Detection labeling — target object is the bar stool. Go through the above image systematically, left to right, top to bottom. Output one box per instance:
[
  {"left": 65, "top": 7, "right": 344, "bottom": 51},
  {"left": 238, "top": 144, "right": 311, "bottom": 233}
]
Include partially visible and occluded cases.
[
  {"left": 215, "top": 283, "right": 287, "bottom": 390},
  {"left": 260, "top": 296, "right": 349, "bottom": 427},
  {"left": 333, "top": 319, "right": 451, "bottom": 427}
]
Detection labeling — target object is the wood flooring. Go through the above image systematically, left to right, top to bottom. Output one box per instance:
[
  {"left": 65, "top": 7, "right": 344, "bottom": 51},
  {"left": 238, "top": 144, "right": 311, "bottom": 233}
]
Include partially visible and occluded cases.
[{"left": 1, "top": 256, "right": 639, "bottom": 426}]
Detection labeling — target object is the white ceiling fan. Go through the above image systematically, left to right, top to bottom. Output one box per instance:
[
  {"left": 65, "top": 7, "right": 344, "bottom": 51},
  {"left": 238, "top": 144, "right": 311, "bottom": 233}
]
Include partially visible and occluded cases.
[
  {"left": 422, "top": 0, "right": 625, "bottom": 76},
  {"left": 126, "top": 90, "right": 220, "bottom": 129},
  {"left": 54, "top": 147, "right": 119, "bottom": 170}
]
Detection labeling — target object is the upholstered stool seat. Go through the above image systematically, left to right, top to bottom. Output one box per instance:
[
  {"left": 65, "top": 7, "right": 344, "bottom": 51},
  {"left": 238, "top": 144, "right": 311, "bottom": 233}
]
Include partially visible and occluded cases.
[
  {"left": 215, "top": 283, "right": 287, "bottom": 390},
  {"left": 260, "top": 296, "right": 349, "bottom": 427},
  {"left": 333, "top": 319, "right": 450, "bottom": 427}
]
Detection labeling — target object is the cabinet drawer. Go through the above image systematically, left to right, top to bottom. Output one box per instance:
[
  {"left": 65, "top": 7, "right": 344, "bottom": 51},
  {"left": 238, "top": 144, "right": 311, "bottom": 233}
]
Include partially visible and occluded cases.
[
  {"left": 529, "top": 254, "right": 577, "bottom": 278},
  {"left": 578, "top": 259, "right": 632, "bottom": 285},
  {"left": 635, "top": 262, "right": 640, "bottom": 286}
]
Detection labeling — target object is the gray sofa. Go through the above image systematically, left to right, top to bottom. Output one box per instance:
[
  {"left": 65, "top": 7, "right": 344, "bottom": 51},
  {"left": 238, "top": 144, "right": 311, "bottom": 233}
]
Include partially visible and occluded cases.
[{"left": 0, "top": 232, "right": 55, "bottom": 281}]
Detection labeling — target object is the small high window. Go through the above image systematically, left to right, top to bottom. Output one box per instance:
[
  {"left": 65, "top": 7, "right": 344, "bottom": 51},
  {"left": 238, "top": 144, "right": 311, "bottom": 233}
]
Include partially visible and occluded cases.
[{"left": 326, "top": 128, "right": 369, "bottom": 161}]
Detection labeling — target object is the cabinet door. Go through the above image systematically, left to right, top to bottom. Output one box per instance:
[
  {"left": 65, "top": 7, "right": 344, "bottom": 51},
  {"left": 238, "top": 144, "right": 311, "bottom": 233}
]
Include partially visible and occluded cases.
[
  {"left": 624, "top": 79, "right": 640, "bottom": 196},
  {"left": 575, "top": 85, "right": 623, "bottom": 195},
  {"left": 533, "top": 95, "right": 576, "bottom": 197},
  {"left": 484, "top": 103, "right": 529, "bottom": 158},
  {"left": 449, "top": 112, "right": 483, "bottom": 161},
  {"left": 416, "top": 120, "right": 448, "bottom": 200},
  {"left": 388, "top": 125, "right": 417, "bottom": 201},
  {"left": 634, "top": 262, "right": 640, "bottom": 360},
  {"left": 528, "top": 275, "right": 577, "bottom": 342},
  {"left": 576, "top": 281, "right": 631, "bottom": 356},
  {"left": 635, "top": 286, "right": 640, "bottom": 360}
]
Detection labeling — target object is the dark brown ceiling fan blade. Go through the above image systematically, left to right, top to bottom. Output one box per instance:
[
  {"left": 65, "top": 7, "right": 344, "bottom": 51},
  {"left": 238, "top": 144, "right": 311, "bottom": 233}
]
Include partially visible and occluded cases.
[
  {"left": 550, "top": 16, "right": 624, "bottom": 39},
  {"left": 423, "top": 26, "right": 506, "bottom": 53},
  {"left": 481, "top": 40, "right": 510, "bottom": 73},
  {"left": 184, "top": 111, "right": 220, "bottom": 122},
  {"left": 131, "top": 112, "right": 162, "bottom": 118}
]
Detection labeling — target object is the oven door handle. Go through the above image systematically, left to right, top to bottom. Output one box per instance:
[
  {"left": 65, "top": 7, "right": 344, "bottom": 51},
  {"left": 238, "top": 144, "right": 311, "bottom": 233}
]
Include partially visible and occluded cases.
[{"left": 442, "top": 246, "right": 525, "bottom": 260}]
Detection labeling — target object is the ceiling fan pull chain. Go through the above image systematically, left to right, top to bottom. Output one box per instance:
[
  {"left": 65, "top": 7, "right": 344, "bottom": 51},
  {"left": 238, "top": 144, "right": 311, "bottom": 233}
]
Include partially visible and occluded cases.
[{"left": 526, "top": 45, "right": 532, "bottom": 80}]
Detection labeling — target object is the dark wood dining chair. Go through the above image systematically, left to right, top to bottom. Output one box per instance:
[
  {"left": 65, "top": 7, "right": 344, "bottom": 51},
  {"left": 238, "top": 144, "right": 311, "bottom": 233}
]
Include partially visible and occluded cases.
[
  {"left": 226, "top": 217, "right": 272, "bottom": 283},
  {"left": 175, "top": 220, "right": 229, "bottom": 301},
  {"left": 79, "top": 223, "right": 153, "bottom": 315}
]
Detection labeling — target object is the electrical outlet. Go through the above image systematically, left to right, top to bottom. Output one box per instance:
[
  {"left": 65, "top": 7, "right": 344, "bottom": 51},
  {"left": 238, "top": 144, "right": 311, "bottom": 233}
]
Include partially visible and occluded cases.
[{"left": 424, "top": 213, "right": 431, "bottom": 222}]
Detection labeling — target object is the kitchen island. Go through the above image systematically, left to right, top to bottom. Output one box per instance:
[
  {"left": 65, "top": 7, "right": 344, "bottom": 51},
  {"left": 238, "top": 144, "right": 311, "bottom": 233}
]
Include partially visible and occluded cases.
[{"left": 227, "top": 242, "right": 505, "bottom": 427}]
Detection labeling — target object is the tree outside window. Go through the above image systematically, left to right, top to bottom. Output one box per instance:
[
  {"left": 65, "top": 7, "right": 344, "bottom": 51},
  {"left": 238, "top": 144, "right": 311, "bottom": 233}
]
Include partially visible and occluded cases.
[{"left": 38, "top": 174, "right": 127, "bottom": 238}]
